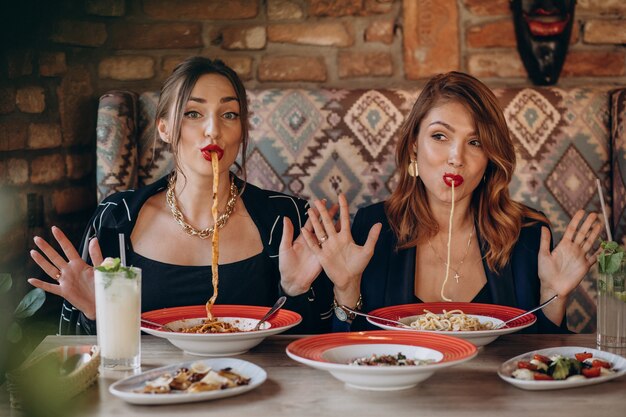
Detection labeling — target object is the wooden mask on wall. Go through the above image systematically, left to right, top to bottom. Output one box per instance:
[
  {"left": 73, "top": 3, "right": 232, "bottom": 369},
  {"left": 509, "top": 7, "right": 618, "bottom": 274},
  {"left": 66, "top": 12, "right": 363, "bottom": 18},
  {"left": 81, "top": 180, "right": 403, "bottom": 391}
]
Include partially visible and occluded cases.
[{"left": 511, "top": 0, "right": 576, "bottom": 85}]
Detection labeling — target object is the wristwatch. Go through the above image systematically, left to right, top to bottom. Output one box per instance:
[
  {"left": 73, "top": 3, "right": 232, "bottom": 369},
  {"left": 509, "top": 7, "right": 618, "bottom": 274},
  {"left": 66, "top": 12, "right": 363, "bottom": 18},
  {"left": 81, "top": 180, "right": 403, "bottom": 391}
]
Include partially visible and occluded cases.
[{"left": 333, "top": 294, "right": 363, "bottom": 322}]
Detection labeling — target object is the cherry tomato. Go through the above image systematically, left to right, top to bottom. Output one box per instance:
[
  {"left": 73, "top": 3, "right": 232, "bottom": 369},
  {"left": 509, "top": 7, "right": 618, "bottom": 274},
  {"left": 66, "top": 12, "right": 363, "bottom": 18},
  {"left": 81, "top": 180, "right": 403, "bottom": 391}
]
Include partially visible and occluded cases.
[
  {"left": 575, "top": 352, "right": 593, "bottom": 362},
  {"left": 532, "top": 354, "right": 551, "bottom": 364},
  {"left": 591, "top": 359, "right": 611, "bottom": 369},
  {"left": 517, "top": 361, "right": 538, "bottom": 371},
  {"left": 582, "top": 367, "right": 601, "bottom": 378},
  {"left": 533, "top": 373, "right": 553, "bottom": 381}
]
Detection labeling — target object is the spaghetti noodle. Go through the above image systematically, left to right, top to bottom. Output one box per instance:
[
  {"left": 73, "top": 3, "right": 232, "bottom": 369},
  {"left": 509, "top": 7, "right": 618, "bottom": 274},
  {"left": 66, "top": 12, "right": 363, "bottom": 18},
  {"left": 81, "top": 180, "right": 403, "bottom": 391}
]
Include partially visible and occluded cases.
[
  {"left": 206, "top": 152, "right": 220, "bottom": 320},
  {"left": 440, "top": 181, "right": 455, "bottom": 301},
  {"left": 408, "top": 309, "right": 494, "bottom": 331},
  {"left": 179, "top": 318, "right": 244, "bottom": 334}
]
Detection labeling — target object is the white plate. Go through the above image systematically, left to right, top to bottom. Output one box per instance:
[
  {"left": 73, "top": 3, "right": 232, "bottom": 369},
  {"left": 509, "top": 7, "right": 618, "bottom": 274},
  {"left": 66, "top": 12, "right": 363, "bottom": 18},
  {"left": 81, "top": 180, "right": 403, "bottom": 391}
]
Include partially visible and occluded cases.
[
  {"left": 367, "top": 303, "right": 536, "bottom": 347},
  {"left": 141, "top": 305, "right": 302, "bottom": 356},
  {"left": 286, "top": 331, "right": 477, "bottom": 391},
  {"left": 498, "top": 346, "right": 626, "bottom": 391},
  {"left": 109, "top": 358, "right": 266, "bottom": 405}
]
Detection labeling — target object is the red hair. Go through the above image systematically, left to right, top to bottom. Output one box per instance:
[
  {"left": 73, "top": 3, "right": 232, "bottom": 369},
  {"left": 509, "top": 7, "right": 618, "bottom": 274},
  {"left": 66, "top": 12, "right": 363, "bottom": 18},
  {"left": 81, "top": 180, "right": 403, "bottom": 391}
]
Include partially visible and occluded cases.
[{"left": 385, "top": 72, "right": 547, "bottom": 272}]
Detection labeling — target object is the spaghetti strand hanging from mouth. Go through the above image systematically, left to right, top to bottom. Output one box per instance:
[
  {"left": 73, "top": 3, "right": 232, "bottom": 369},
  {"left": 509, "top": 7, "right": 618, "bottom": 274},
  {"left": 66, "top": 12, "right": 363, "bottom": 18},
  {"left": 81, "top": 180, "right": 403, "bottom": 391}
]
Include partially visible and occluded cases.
[
  {"left": 207, "top": 152, "right": 220, "bottom": 319},
  {"left": 440, "top": 181, "right": 454, "bottom": 302}
]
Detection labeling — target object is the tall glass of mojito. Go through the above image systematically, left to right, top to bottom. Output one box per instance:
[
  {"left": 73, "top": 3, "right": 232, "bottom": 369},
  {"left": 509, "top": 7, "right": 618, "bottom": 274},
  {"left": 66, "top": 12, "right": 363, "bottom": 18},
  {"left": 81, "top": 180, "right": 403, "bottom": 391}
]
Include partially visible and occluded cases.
[
  {"left": 597, "top": 241, "right": 626, "bottom": 349},
  {"left": 94, "top": 258, "right": 142, "bottom": 370}
]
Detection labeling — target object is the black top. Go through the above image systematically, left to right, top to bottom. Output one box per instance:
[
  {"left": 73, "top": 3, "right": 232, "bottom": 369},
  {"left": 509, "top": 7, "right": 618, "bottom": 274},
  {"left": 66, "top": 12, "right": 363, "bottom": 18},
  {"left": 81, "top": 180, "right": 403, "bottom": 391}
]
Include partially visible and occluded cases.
[
  {"left": 59, "top": 174, "right": 334, "bottom": 335},
  {"left": 337, "top": 202, "right": 569, "bottom": 334},
  {"left": 129, "top": 250, "right": 278, "bottom": 312},
  {"left": 413, "top": 284, "right": 492, "bottom": 305}
]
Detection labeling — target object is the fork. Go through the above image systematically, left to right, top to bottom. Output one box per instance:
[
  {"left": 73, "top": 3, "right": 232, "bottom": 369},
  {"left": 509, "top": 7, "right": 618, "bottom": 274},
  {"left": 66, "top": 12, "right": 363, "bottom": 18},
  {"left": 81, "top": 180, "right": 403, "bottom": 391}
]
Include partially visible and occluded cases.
[{"left": 494, "top": 295, "right": 559, "bottom": 329}]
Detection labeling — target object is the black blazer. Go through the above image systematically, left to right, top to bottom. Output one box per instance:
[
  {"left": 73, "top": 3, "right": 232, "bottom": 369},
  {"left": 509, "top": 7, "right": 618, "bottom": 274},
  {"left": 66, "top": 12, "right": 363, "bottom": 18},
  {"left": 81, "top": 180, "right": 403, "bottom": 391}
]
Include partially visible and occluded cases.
[
  {"left": 59, "top": 174, "right": 333, "bottom": 335},
  {"left": 344, "top": 202, "right": 568, "bottom": 334}
]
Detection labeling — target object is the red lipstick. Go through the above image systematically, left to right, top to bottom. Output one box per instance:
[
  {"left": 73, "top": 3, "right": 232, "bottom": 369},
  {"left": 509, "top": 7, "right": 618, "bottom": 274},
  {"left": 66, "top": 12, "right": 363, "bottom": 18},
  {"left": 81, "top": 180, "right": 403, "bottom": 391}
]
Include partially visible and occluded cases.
[
  {"left": 200, "top": 145, "right": 224, "bottom": 161},
  {"left": 443, "top": 173, "right": 464, "bottom": 187}
]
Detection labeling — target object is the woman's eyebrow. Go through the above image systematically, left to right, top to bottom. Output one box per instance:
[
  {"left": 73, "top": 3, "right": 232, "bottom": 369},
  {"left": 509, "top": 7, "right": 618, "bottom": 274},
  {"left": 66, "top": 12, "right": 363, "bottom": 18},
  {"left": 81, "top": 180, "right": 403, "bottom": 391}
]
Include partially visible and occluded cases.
[
  {"left": 187, "top": 96, "right": 239, "bottom": 103},
  {"left": 428, "top": 120, "right": 455, "bottom": 131},
  {"left": 427, "top": 121, "right": 477, "bottom": 136}
]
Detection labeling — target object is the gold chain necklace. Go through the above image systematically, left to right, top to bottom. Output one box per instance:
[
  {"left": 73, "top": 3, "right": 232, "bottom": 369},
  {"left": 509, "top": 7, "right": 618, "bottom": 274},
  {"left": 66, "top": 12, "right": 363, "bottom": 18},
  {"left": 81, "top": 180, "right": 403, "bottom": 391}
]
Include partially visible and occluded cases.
[
  {"left": 166, "top": 174, "right": 238, "bottom": 239},
  {"left": 427, "top": 224, "right": 475, "bottom": 284}
]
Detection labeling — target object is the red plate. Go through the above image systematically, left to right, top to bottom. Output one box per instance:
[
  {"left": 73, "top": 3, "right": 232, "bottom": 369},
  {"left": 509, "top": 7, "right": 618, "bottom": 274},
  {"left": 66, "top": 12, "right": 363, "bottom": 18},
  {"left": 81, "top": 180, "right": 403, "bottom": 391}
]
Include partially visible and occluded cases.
[
  {"left": 368, "top": 302, "right": 536, "bottom": 330},
  {"left": 141, "top": 305, "right": 301, "bottom": 330},
  {"left": 287, "top": 330, "right": 477, "bottom": 363}
]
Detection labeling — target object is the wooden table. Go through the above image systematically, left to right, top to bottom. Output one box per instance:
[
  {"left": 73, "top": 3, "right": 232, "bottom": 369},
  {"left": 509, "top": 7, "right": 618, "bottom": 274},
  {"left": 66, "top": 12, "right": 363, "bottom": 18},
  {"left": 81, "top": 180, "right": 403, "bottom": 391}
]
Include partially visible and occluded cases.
[{"left": 2, "top": 334, "right": 625, "bottom": 417}]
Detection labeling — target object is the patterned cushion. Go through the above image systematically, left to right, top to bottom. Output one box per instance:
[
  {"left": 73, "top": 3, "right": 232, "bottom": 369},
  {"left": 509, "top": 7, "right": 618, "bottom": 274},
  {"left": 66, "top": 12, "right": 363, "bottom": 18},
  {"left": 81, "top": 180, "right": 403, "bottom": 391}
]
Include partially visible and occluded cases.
[
  {"left": 96, "top": 86, "right": 626, "bottom": 333},
  {"left": 96, "top": 90, "right": 139, "bottom": 200},
  {"left": 611, "top": 90, "right": 626, "bottom": 248}
]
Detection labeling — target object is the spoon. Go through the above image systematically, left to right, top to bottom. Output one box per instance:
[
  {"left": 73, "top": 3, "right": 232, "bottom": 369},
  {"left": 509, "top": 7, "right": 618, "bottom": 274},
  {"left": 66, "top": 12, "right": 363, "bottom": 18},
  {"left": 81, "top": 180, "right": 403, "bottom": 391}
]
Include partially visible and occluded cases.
[
  {"left": 494, "top": 294, "right": 559, "bottom": 330},
  {"left": 254, "top": 296, "right": 286, "bottom": 331},
  {"left": 338, "top": 305, "right": 413, "bottom": 329},
  {"left": 141, "top": 318, "right": 175, "bottom": 332}
]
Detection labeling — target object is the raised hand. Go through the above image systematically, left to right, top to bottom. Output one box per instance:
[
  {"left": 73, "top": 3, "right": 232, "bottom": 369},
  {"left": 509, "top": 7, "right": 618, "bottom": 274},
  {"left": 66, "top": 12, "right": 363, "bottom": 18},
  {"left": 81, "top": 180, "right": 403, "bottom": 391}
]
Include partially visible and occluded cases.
[
  {"left": 301, "top": 194, "right": 381, "bottom": 307},
  {"left": 278, "top": 203, "right": 339, "bottom": 296},
  {"left": 538, "top": 210, "right": 603, "bottom": 299},
  {"left": 28, "top": 226, "right": 103, "bottom": 320}
]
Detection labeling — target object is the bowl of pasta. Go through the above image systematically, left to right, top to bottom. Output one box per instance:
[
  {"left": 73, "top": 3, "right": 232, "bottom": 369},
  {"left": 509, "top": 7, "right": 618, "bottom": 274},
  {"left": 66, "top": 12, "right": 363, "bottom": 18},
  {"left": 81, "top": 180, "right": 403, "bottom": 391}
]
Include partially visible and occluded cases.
[
  {"left": 366, "top": 302, "right": 536, "bottom": 347},
  {"left": 141, "top": 305, "right": 302, "bottom": 356},
  {"left": 286, "top": 330, "right": 477, "bottom": 391}
]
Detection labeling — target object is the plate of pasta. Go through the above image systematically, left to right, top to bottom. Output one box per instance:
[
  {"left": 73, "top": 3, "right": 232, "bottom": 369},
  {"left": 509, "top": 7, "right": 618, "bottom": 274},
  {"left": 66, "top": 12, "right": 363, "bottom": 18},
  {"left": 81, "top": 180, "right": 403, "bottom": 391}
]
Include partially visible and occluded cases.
[
  {"left": 366, "top": 302, "right": 536, "bottom": 347},
  {"left": 141, "top": 305, "right": 302, "bottom": 356},
  {"left": 286, "top": 330, "right": 477, "bottom": 391},
  {"left": 109, "top": 357, "right": 266, "bottom": 404}
]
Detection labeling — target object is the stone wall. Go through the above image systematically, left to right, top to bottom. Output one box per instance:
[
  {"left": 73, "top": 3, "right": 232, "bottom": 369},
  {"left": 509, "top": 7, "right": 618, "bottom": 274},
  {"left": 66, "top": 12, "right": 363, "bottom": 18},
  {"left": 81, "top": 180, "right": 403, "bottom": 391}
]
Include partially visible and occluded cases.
[{"left": 1, "top": 0, "right": 625, "bottom": 308}]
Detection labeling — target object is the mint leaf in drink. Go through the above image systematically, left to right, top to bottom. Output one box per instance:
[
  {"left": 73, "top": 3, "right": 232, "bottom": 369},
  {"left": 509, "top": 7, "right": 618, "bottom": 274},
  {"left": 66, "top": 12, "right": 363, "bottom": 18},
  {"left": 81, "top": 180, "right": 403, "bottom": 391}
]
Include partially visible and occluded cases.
[
  {"left": 597, "top": 241, "right": 625, "bottom": 274},
  {"left": 95, "top": 257, "right": 137, "bottom": 279}
]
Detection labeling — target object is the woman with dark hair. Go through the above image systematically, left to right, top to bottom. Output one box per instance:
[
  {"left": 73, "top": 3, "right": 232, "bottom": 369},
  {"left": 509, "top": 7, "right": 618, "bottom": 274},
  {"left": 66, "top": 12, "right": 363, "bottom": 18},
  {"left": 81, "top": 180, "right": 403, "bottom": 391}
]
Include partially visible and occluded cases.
[
  {"left": 28, "top": 57, "right": 333, "bottom": 335},
  {"left": 303, "top": 71, "right": 602, "bottom": 333}
]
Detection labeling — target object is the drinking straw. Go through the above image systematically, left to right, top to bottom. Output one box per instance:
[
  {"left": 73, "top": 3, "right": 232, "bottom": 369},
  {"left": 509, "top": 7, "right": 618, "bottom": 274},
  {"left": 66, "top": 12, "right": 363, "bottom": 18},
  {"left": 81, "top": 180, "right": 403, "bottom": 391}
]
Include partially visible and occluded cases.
[
  {"left": 596, "top": 179, "right": 613, "bottom": 242},
  {"left": 119, "top": 233, "right": 127, "bottom": 267}
]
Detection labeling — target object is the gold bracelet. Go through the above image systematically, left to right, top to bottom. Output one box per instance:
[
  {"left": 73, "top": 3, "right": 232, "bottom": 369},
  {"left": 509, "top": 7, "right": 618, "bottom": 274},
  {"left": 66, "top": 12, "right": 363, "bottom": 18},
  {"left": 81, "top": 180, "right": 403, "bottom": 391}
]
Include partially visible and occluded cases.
[{"left": 333, "top": 294, "right": 363, "bottom": 322}]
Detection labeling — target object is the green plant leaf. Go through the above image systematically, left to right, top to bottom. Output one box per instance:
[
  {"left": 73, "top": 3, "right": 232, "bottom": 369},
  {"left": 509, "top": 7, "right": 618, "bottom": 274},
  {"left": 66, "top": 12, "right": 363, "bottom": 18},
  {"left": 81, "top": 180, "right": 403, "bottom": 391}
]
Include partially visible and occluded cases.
[
  {"left": 598, "top": 241, "right": 625, "bottom": 274},
  {"left": 598, "top": 252, "right": 607, "bottom": 272},
  {"left": 605, "top": 252, "right": 625, "bottom": 274},
  {"left": 0, "top": 273, "right": 12, "bottom": 294},
  {"left": 13, "top": 288, "right": 46, "bottom": 319},
  {"left": 7, "top": 322, "right": 22, "bottom": 343}
]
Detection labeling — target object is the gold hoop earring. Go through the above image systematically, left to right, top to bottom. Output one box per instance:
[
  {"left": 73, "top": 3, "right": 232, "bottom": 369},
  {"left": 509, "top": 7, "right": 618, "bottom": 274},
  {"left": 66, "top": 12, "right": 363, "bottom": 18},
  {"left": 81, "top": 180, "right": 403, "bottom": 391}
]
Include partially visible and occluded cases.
[{"left": 408, "top": 160, "right": 419, "bottom": 177}]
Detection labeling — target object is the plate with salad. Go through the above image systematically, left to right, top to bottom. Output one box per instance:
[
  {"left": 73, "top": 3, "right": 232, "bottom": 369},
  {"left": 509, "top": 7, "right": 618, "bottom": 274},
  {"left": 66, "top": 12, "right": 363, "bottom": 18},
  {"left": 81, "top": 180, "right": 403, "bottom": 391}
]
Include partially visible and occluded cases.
[{"left": 498, "top": 346, "right": 626, "bottom": 391}]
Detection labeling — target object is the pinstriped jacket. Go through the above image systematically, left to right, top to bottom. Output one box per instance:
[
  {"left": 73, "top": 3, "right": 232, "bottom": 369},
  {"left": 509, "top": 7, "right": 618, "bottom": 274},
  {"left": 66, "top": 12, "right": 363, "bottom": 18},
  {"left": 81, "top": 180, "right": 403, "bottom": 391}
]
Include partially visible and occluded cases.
[{"left": 59, "top": 174, "right": 334, "bottom": 335}]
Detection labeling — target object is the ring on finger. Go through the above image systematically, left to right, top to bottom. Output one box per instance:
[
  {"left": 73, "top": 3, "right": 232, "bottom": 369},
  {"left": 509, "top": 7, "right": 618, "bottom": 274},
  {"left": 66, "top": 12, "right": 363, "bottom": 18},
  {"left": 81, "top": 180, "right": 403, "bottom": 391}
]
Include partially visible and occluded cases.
[
  {"left": 317, "top": 235, "right": 328, "bottom": 248},
  {"left": 54, "top": 271, "right": 61, "bottom": 280}
]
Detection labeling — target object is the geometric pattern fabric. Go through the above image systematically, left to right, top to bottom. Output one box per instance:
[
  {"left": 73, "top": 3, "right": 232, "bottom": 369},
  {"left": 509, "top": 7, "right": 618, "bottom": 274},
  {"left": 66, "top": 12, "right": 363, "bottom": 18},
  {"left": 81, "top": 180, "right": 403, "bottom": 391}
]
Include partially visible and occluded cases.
[{"left": 96, "top": 86, "right": 626, "bottom": 333}]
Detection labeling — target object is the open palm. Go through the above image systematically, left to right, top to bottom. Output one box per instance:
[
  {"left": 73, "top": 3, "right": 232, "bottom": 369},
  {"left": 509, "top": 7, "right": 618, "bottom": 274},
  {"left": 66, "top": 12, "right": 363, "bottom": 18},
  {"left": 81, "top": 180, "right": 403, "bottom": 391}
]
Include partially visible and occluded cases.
[
  {"left": 301, "top": 194, "right": 381, "bottom": 292},
  {"left": 538, "top": 211, "right": 602, "bottom": 298},
  {"left": 279, "top": 216, "right": 325, "bottom": 296},
  {"left": 28, "top": 226, "right": 102, "bottom": 320}
]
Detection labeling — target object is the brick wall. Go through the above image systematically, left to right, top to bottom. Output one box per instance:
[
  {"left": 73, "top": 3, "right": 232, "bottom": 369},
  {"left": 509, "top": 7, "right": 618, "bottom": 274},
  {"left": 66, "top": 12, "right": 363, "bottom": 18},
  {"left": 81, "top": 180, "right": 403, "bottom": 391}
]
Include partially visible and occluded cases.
[{"left": 1, "top": 0, "right": 625, "bottom": 305}]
